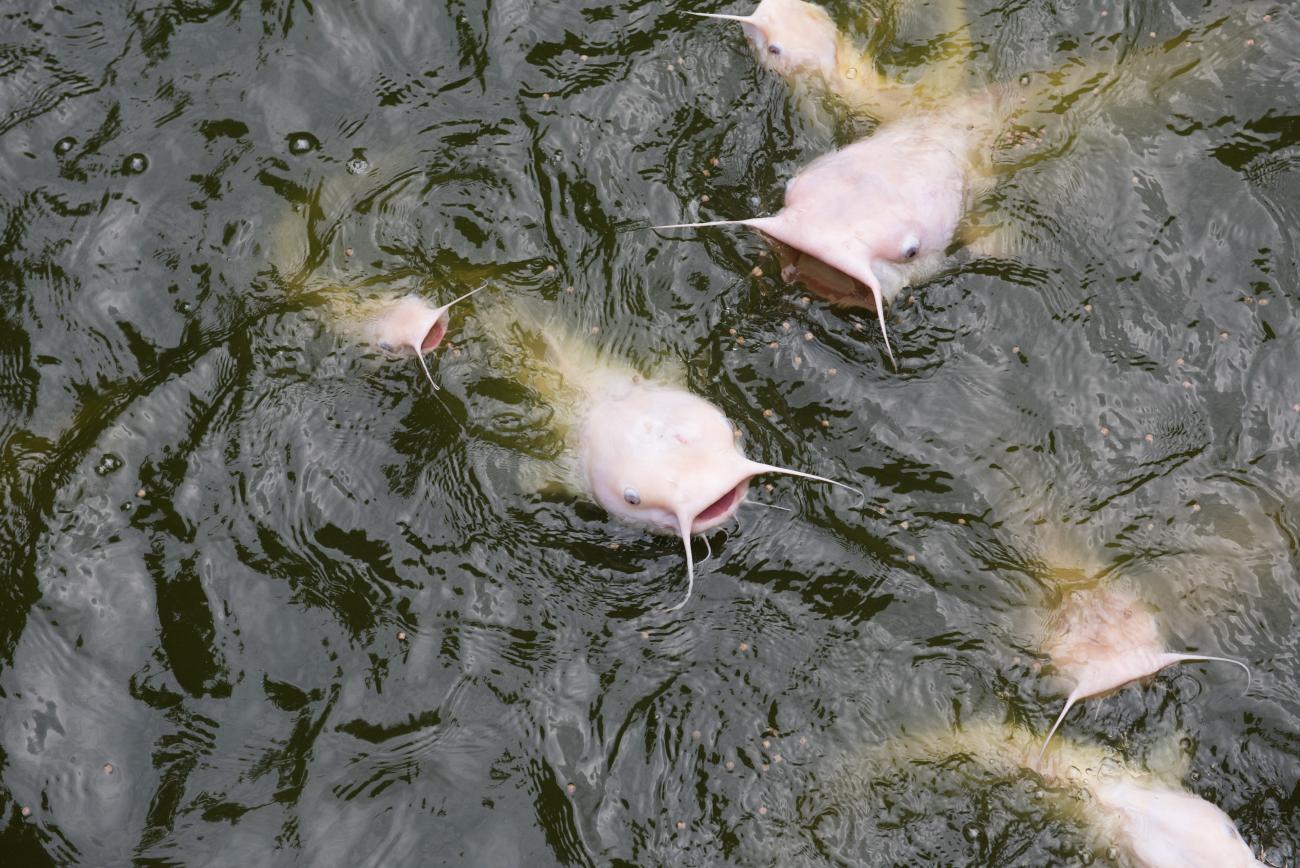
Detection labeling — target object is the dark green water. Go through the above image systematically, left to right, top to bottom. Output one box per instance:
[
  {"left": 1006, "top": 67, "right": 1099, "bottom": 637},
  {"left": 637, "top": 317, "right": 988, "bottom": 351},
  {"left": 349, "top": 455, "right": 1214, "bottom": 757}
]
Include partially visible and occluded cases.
[{"left": 0, "top": 0, "right": 1297, "bottom": 864}]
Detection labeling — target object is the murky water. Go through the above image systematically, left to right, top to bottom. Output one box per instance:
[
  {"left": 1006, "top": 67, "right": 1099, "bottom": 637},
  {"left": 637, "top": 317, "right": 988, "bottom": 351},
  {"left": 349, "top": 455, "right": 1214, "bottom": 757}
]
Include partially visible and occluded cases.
[{"left": 1, "top": 0, "right": 1297, "bottom": 864}]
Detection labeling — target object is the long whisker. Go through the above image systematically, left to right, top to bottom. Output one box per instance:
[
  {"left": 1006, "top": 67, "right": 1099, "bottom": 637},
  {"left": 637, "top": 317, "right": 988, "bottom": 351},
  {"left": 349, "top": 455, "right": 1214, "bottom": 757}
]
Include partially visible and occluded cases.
[
  {"left": 685, "top": 12, "right": 754, "bottom": 23},
  {"left": 651, "top": 218, "right": 756, "bottom": 231},
  {"left": 443, "top": 284, "right": 488, "bottom": 309},
  {"left": 872, "top": 288, "right": 898, "bottom": 370},
  {"left": 414, "top": 349, "right": 440, "bottom": 391},
  {"left": 749, "top": 462, "right": 864, "bottom": 505},
  {"left": 741, "top": 499, "right": 795, "bottom": 512},
  {"left": 666, "top": 518, "right": 696, "bottom": 613},
  {"left": 701, "top": 534, "right": 713, "bottom": 564},
  {"left": 1160, "top": 653, "right": 1252, "bottom": 691},
  {"left": 1034, "top": 691, "right": 1079, "bottom": 770}
]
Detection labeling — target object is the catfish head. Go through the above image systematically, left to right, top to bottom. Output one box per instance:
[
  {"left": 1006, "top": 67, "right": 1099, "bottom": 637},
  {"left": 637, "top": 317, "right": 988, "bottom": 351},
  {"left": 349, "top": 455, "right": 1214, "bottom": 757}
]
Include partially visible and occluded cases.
[
  {"left": 690, "top": 0, "right": 841, "bottom": 82},
  {"left": 657, "top": 115, "right": 977, "bottom": 367},
  {"left": 359, "top": 286, "right": 484, "bottom": 389},
  {"left": 577, "top": 378, "right": 855, "bottom": 610}
]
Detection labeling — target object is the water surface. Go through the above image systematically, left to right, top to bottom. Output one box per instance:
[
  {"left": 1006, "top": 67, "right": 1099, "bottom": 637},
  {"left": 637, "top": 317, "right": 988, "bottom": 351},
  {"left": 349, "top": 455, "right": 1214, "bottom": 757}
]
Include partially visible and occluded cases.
[{"left": 0, "top": 0, "right": 1298, "bottom": 864}]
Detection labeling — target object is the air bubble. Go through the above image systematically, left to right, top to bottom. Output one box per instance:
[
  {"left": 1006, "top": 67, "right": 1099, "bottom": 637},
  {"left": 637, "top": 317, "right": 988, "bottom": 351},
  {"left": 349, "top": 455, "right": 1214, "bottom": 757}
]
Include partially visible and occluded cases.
[
  {"left": 288, "top": 132, "right": 320, "bottom": 155},
  {"left": 54, "top": 136, "right": 77, "bottom": 156},
  {"left": 123, "top": 154, "right": 149, "bottom": 175},
  {"left": 95, "top": 454, "right": 124, "bottom": 476}
]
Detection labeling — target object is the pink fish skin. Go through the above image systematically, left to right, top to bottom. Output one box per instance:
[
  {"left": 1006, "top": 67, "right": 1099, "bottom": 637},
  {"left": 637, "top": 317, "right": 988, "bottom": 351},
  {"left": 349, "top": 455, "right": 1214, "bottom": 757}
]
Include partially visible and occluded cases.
[
  {"left": 658, "top": 104, "right": 996, "bottom": 365},
  {"left": 356, "top": 286, "right": 484, "bottom": 389}
]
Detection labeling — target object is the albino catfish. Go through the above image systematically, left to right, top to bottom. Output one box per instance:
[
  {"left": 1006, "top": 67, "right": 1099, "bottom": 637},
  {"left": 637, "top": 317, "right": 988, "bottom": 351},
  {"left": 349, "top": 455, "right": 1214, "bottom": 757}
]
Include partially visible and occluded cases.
[
  {"left": 672, "top": 0, "right": 1267, "bottom": 365},
  {"left": 657, "top": 102, "right": 995, "bottom": 367},
  {"left": 350, "top": 286, "right": 484, "bottom": 389},
  {"left": 481, "top": 302, "right": 858, "bottom": 610},
  {"left": 1036, "top": 585, "right": 1250, "bottom": 765},
  {"left": 860, "top": 723, "right": 1264, "bottom": 868}
]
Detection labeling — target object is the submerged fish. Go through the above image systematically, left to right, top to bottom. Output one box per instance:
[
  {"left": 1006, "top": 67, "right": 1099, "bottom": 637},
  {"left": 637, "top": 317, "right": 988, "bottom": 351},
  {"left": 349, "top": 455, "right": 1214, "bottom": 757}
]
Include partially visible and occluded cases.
[
  {"left": 674, "top": 0, "right": 1266, "bottom": 364},
  {"left": 687, "top": 0, "right": 917, "bottom": 119},
  {"left": 689, "top": 0, "right": 963, "bottom": 119},
  {"left": 482, "top": 303, "right": 857, "bottom": 610},
  {"left": 1036, "top": 585, "right": 1249, "bottom": 765},
  {"left": 863, "top": 723, "right": 1263, "bottom": 868}
]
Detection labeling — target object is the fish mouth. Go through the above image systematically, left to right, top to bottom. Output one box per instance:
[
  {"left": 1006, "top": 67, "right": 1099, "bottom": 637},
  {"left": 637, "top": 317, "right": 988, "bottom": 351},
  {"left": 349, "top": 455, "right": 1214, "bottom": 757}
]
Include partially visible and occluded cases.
[
  {"left": 772, "top": 242, "right": 878, "bottom": 311},
  {"left": 420, "top": 314, "right": 449, "bottom": 353},
  {"left": 691, "top": 483, "right": 747, "bottom": 533}
]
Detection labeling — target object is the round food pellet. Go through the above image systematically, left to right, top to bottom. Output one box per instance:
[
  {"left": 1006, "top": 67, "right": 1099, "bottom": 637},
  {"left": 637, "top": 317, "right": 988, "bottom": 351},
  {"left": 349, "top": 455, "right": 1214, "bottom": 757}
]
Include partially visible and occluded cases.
[
  {"left": 750, "top": 266, "right": 763, "bottom": 278},
  {"left": 397, "top": 631, "right": 407, "bottom": 641},
  {"left": 739, "top": 642, "right": 749, "bottom": 652},
  {"left": 103, "top": 763, "right": 114, "bottom": 774},
  {"left": 567, "top": 783, "right": 577, "bottom": 795},
  {"left": 676, "top": 820, "right": 685, "bottom": 830}
]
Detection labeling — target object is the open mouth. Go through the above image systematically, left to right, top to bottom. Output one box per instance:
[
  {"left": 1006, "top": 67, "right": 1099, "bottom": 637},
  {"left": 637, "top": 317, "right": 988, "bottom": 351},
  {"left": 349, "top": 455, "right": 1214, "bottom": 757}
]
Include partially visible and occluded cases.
[
  {"left": 768, "top": 242, "right": 877, "bottom": 311},
  {"left": 420, "top": 316, "right": 448, "bottom": 353},
  {"left": 692, "top": 483, "right": 745, "bottom": 532}
]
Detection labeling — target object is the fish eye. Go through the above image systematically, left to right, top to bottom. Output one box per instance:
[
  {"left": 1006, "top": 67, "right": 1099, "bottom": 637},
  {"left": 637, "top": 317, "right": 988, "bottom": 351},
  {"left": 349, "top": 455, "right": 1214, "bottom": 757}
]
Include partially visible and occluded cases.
[
  {"left": 768, "top": 44, "right": 782, "bottom": 56},
  {"left": 901, "top": 236, "right": 920, "bottom": 260},
  {"left": 379, "top": 341, "right": 395, "bottom": 351},
  {"left": 623, "top": 487, "right": 641, "bottom": 505}
]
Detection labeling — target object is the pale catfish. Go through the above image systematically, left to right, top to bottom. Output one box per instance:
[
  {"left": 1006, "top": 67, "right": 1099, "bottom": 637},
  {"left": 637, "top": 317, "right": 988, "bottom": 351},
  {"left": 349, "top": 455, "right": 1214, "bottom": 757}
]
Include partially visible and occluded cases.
[
  {"left": 658, "top": 102, "right": 997, "bottom": 367},
  {"left": 481, "top": 301, "right": 858, "bottom": 610}
]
